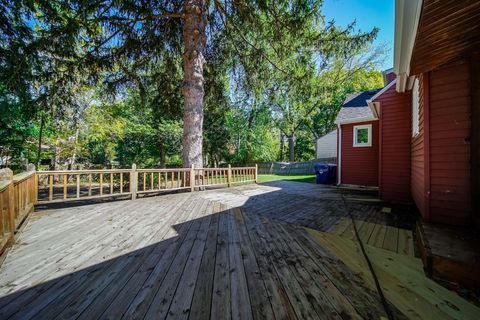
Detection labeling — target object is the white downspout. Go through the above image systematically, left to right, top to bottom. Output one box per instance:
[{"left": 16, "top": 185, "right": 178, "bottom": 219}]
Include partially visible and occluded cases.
[{"left": 337, "top": 124, "right": 342, "bottom": 185}]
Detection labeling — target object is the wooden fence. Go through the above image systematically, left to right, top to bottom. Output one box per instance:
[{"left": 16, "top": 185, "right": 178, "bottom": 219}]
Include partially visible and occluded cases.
[
  {"left": 257, "top": 158, "right": 336, "bottom": 175},
  {"left": 0, "top": 164, "right": 257, "bottom": 255}
]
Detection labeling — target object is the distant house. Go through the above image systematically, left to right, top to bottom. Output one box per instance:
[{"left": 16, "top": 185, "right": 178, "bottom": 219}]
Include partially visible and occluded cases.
[
  {"left": 335, "top": 88, "right": 381, "bottom": 187},
  {"left": 315, "top": 130, "right": 337, "bottom": 159}
]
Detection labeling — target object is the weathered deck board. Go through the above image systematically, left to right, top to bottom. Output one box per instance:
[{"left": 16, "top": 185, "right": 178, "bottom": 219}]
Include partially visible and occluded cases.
[
  {"left": 0, "top": 181, "right": 478, "bottom": 320},
  {"left": 307, "top": 228, "right": 480, "bottom": 320}
]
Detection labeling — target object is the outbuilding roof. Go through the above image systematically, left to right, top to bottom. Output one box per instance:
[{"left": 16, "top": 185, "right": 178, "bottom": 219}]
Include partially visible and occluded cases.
[{"left": 335, "top": 89, "right": 381, "bottom": 124}]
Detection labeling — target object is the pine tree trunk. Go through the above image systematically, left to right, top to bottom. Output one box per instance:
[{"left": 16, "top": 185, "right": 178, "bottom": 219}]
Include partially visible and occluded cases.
[
  {"left": 182, "top": 0, "right": 206, "bottom": 168},
  {"left": 245, "top": 109, "right": 255, "bottom": 165},
  {"left": 36, "top": 113, "right": 45, "bottom": 168},
  {"left": 68, "top": 127, "right": 79, "bottom": 170},
  {"left": 279, "top": 134, "right": 284, "bottom": 161},
  {"left": 288, "top": 135, "right": 295, "bottom": 162},
  {"left": 159, "top": 138, "right": 166, "bottom": 168}
]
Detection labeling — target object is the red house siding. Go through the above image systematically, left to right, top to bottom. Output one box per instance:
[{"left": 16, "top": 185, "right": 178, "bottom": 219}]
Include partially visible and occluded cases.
[
  {"left": 472, "top": 56, "right": 480, "bottom": 227},
  {"left": 411, "top": 61, "right": 472, "bottom": 225},
  {"left": 428, "top": 61, "right": 471, "bottom": 225},
  {"left": 384, "top": 71, "right": 396, "bottom": 85},
  {"left": 377, "top": 86, "right": 412, "bottom": 202},
  {"left": 340, "top": 121, "right": 379, "bottom": 186}
]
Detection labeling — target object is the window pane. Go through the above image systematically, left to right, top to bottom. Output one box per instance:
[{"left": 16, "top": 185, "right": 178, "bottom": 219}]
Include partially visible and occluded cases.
[{"left": 356, "top": 128, "right": 369, "bottom": 144}]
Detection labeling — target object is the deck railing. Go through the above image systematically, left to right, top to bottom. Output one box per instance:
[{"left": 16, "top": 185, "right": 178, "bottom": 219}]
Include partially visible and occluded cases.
[
  {"left": 0, "top": 164, "right": 257, "bottom": 254},
  {"left": 35, "top": 164, "right": 257, "bottom": 203},
  {"left": 0, "top": 167, "right": 36, "bottom": 255},
  {"left": 35, "top": 168, "right": 135, "bottom": 203}
]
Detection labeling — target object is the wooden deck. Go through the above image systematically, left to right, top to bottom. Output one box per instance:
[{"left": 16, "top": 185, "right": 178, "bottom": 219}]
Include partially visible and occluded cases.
[{"left": 0, "top": 181, "right": 478, "bottom": 319}]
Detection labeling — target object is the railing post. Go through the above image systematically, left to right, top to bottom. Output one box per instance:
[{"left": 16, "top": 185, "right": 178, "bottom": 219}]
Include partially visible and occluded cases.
[
  {"left": 27, "top": 164, "right": 37, "bottom": 204},
  {"left": 131, "top": 164, "right": 138, "bottom": 200},
  {"left": 190, "top": 164, "right": 195, "bottom": 192},
  {"left": 227, "top": 164, "right": 232, "bottom": 187},
  {"left": 254, "top": 164, "right": 258, "bottom": 183},
  {"left": 0, "top": 169, "right": 15, "bottom": 241}
]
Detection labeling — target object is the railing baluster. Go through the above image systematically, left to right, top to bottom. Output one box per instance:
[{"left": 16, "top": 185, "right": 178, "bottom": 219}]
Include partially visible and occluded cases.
[
  {"left": 130, "top": 164, "right": 138, "bottom": 200},
  {"left": 190, "top": 165, "right": 195, "bottom": 192},
  {"left": 143, "top": 172, "right": 146, "bottom": 191},
  {"left": 151, "top": 172, "right": 154, "bottom": 190},
  {"left": 34, "top": 173, "right": 38, "bottom": 203},
  {"left": 99, "top": 173, "right": 103, "bottom": 196},
  {"left": 110, "top": 173, "right": 113, "bottom": 194},
  {"left": 120, "top": 173, "right": 123, "bottom": 193},
  {"left": 63, "top": 174, "right": 67, "bottom": 199},
  {"left": 76, "top": 174, "right": 80, "bottom": 198},
  {"left": 88, "top": 174, "right": 92, "bottom": 196},
  {"left": 49, "top": 175, "right": 53, "bottom": 201}
]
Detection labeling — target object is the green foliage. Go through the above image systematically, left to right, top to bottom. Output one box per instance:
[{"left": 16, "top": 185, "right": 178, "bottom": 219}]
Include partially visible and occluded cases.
[
  {"left": 0, "top": 0, "right": 386, "bottom": 168},
  {"left": 0, "top": 85, "right": 37, "bottom": 166}
]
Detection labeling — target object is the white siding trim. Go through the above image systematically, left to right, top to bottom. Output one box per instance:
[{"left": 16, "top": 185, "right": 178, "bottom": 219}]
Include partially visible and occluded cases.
[
  {"left": 394, "top": 0, "right": 423, "bottom": 92},
  {"left": 412, "top": 78, "right": 420, "bottom": 136},
  {"left": 336, "top": 117, "right": 379, "bottom": 125},
  {"left": 353, "top": 124, "right": 372, "bottom": 147},
  {"left": 337, "top": 125, "right": 342, "bottom": 185}
]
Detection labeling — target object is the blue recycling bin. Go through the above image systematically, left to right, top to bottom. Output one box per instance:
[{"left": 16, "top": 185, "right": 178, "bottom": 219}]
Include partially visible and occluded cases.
[
  {"left": 314, "top": 163, "right": 337, "bottom": 184},
  {"left": 314, "top": 163, "right": 330, "bottom": 184},
  {"left": 327, "top": 164, "right": 337, "bottom": 184}
]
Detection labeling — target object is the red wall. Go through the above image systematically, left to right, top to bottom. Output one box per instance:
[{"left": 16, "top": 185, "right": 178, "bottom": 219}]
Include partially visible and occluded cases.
[
  {"left": 472, "top": 56, "right": 480, "bottom": 227},
  {"left": 411, "top": 61, "right": 472, "bottom": 225},
  {"left": 428, "top": 61, "right": 471, "bottom": 225},
  {"left": 384, "top": 71, "right": 396, "bottom": 85},
  {"left": 377, "top": 85, "right": 412, "bottom": 202},
  {"left": 340, "top": 121, "right": 379, "bottom": 186}
]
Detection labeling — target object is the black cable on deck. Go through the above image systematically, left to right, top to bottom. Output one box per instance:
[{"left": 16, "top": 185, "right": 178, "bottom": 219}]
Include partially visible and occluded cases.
[{"left": 340, "top": 191, "right": 394, "bottom": 320}]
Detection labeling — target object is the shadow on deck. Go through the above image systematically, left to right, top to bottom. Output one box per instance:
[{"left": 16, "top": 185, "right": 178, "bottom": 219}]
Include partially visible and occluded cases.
[{"left": 0, "top": 181, "right": 478, "bottom": 319}]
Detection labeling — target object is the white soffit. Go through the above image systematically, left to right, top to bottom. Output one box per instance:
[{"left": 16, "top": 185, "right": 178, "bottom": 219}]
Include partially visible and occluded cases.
[{"left": 393, "top": 0, "right": 423, "bottom": 92}]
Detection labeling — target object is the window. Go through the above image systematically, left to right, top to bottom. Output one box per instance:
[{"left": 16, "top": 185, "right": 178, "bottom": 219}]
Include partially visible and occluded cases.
[
  {"left": 412, "top": 78, "right": 420, "bottom": 136},
  {"left": 353, "top": 124, "right": 372, "bottom": 147}
]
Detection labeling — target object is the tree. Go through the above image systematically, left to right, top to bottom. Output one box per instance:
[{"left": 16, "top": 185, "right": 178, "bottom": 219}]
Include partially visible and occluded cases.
[
  {"left": 1, "top": 0, "right": 380, "bottom": 168},
  {"left": 269, "top": 41, "right": 383, "bottom": 162}
]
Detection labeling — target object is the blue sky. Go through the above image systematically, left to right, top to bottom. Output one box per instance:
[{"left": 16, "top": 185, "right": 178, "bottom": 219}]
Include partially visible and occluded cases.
[{"left": 322, "top": 0, "right": 394, "bottom": 71}]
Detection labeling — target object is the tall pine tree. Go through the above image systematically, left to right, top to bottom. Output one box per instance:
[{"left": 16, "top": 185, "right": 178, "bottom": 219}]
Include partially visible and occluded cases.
[{"left": 1, "top": 0, "right": 377, "bottom": 167}]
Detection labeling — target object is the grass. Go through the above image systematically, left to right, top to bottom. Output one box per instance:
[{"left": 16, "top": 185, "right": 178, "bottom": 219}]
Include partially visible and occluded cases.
[{"left": 257, "top": 174, "right": 316, "bottom": 184}]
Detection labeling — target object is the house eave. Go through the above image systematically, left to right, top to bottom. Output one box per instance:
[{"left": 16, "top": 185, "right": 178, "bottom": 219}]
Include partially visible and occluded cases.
[
  {"left": 393, "top": 0, "right": 423, "bottom": 92},
  {"left": 335, "top": 117, "right": 378, "bottom": 126}
]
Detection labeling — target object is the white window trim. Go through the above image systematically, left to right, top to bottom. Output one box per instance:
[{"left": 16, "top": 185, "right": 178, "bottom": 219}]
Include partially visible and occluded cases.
[
  {"left": 412, "top": 78, "right": 420, "bottom": 137},
  {"left": 353, "top": 124, "right": 372, "bottom": 147}
]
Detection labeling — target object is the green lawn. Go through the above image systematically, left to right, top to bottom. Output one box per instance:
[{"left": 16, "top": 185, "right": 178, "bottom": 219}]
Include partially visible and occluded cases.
[{"left": 257, "top": 174, "right": 316, "bottom": 184}]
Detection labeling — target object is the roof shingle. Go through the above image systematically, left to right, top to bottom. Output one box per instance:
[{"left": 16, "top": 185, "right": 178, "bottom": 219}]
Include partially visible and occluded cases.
[{"left": 335, "top": 89, "right": 381, "bottom": 124}]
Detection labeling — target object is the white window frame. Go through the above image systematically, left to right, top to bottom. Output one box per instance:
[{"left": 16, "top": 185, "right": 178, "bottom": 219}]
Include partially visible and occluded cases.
[
  {"left": 412, "top": 78, "right": 420, "bottom": 137},
  {"left": 353, "top": 124, "right": 372, "bottom": 147}
]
